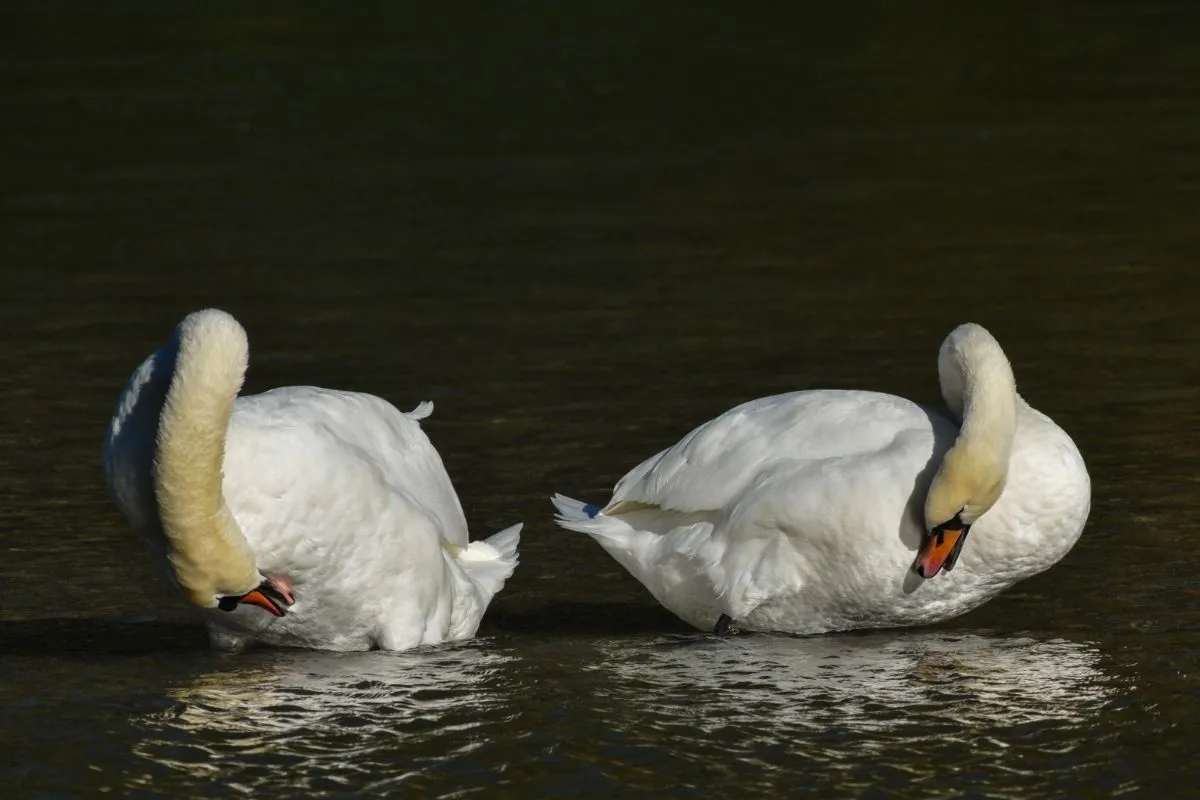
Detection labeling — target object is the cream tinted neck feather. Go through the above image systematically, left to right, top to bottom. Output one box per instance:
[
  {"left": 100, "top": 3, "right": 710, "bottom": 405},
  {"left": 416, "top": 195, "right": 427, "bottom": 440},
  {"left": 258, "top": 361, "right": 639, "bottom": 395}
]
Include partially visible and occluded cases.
[
  {"left": 153, "top": 311, "right": 261, "bottom": 606},
  {"left": 925, "top": 324, "right": 1018, "bottom": 527}
]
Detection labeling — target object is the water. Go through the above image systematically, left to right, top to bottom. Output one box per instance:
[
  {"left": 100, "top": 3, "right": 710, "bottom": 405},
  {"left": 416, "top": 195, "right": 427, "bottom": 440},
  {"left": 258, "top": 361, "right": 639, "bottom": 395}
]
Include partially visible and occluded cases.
[{"left": 2, "top": 1, "right": 1198, "bottom": 796}]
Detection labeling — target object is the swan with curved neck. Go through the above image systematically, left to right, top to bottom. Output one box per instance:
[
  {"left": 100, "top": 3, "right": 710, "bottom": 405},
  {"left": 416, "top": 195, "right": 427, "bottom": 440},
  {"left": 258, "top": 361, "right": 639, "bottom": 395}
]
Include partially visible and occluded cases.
[
  {"left": 104, "top": 309, "right": 521, "bottom": 651},
  {"left": 553, "top": 323, "right": 1090, "bottom": 636}
]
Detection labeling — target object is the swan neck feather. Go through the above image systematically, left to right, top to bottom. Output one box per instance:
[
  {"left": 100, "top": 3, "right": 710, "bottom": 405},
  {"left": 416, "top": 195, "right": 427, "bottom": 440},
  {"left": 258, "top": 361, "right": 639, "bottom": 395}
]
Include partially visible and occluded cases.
[
  {"left": 154, "top": 309, "right": 260, "bottom": 606},
  {"left": 927, "top": 323, "right": 1018, "bottom": 527}
]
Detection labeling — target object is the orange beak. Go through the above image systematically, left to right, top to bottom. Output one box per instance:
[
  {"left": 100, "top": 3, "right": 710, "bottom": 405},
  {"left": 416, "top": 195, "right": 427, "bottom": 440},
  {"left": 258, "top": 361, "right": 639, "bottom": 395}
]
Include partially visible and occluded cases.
[
  {"left": 914, "top": 525, "right": 971, "bottom": 579},
  {"left": 217, "top": 578, "right": 295, "bottom": 617},
  {"left": 239, "top": 588, "right": 288, "bottom": 617}
]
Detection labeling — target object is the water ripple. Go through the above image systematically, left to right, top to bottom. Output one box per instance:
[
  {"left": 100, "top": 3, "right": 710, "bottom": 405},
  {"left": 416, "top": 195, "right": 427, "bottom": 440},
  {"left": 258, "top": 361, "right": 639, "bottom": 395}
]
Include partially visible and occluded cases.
[
  {"left": 580, "top": 631, "right": 1127, "bottom": 797},
  {"left": 130, "top": 640, "right": 521, "bottom": 795}
]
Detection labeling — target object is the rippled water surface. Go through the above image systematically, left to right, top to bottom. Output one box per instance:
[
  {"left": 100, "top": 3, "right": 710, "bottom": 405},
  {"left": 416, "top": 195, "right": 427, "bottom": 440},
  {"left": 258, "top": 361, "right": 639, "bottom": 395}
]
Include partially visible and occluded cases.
[
  {"left": 2, "top": 2, "right": 1199, "bottom": 797},
  {"left": 4, "top": 631, "right": 1144, "bottom": 796}
]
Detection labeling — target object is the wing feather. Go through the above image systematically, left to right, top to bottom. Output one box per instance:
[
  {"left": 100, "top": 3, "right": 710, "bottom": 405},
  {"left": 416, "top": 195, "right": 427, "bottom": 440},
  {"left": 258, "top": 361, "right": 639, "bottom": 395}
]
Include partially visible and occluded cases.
[{"left": 608, "top": 390, "right": 951, "bottom": 516}]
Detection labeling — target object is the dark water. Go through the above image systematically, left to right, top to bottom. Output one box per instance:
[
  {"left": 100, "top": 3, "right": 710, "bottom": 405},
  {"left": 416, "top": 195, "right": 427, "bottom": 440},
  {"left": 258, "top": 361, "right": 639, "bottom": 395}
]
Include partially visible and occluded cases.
[{"left": 2, "top": 2, "right": 1199, "bottom": 797}]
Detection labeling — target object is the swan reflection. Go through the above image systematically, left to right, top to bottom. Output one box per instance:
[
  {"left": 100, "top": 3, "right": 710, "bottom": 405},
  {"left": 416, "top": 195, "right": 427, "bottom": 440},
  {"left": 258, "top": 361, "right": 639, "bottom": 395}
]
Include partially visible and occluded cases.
[
  {"left": 127, "top": 630, "right": 1118, "bottom": 795},
  {"left": 588, "top": 631, "right": 1114, "bottom": 737},
  {"left": 132, "top": 640, "right": 518, "bottom": 792}
]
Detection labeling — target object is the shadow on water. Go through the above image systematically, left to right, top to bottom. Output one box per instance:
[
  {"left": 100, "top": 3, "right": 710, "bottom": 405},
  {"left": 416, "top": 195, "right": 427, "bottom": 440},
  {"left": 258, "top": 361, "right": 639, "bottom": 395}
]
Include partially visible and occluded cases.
[
  {"left": 484, "top": 599, "right": 693, "bottom": 637},
  {"left": 0, "top": 600, "right": 690, "bottom": 659},
  {"left": 0, "top": 617, "right": 210, "bottom": 656}
]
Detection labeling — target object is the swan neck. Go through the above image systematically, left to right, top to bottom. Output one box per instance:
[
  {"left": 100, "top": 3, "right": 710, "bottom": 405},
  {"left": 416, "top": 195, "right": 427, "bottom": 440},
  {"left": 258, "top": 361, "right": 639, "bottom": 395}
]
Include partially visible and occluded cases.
[
  {"left": 153, "top": 312, "right": 260, "bottom": 606},
  {"left": 926, "top": 324, "right": 1019, "bottom": 528},
  {"left": 955, "top": 359, "right": 1017, "bottom": 457}
]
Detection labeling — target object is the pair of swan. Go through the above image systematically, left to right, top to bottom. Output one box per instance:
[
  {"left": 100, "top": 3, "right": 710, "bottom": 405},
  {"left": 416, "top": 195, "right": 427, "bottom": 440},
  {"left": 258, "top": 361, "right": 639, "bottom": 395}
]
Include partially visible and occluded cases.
[{"left": 102, "top": 310, "right": 1090, "bottom": 652}]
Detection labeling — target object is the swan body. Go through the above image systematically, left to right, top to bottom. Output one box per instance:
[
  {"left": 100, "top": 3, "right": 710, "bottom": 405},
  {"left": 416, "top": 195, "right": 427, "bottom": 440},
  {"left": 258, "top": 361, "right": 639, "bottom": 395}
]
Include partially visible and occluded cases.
[
  {"left": 104, "top": 309, "right": 520, "bottom": 652},
  {"left": 553, "top": 323, "right": 1089, "bottom": 635}
]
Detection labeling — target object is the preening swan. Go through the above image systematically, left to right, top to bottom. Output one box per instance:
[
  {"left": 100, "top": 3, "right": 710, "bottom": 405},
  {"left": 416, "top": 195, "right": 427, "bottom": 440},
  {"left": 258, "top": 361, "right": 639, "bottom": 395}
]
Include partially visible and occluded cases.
[
  {"left": 104, "top": 309, "right": 521, "bottom": 652},
  {"left": 553, "top": 323, "right": 1089, "bottom": 635}
]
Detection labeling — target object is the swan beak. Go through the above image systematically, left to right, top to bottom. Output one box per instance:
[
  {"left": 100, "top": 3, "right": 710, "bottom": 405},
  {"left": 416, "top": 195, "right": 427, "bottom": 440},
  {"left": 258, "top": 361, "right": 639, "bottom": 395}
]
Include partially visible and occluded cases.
[
  {"left": 914, "top": 525, "right": 971, "bottom": 579},
  {"left": 218, "top": 579, "right": 295, "bottom": 617},
  {"left": 240, "top": 588, "right": 289, "bottom": 617}
]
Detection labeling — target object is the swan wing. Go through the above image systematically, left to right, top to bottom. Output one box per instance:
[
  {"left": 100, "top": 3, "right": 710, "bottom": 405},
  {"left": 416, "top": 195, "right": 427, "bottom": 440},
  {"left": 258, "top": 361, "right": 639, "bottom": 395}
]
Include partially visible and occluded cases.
[
  {"left": 225, "top": 387, "right": 470, "bottom": 552},
  {"left": 607, "top": 390, "right": 952, "bottom": 522}
]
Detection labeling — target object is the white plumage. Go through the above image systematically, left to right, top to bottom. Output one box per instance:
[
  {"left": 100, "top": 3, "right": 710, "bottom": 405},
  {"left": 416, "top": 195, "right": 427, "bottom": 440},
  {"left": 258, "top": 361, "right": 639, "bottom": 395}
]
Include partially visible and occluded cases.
[
  {"left": 104, "top": 309, "right": 520, "bottom": 652},
  {"left": 554, "top": 323, "right": 1089, "bottom": 635}
]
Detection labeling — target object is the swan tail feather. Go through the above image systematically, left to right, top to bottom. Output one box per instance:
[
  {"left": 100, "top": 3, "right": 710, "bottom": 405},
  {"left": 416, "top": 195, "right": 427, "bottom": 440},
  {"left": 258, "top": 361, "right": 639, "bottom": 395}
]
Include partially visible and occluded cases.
[
  {"left": 405, "top": 401, "right": 434, "bottom": 421},
  {"left": 550, "top": 493, "right": 600, "bottom": 523},
  {"left": 551, "top": 493, "right": 642, "bottom": 551},
  {"left": 458, "top": 523, "right": 522, "bottom": 599}
]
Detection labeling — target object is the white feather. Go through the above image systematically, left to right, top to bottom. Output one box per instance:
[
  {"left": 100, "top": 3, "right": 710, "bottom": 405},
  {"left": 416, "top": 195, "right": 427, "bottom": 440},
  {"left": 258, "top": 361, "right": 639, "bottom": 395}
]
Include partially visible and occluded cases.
[
  {"left": 104, "top": 309, "right": 521, "bottom": 652},
  {"left": 553, "top": 324, "right": 1090, "bottom": 635}
]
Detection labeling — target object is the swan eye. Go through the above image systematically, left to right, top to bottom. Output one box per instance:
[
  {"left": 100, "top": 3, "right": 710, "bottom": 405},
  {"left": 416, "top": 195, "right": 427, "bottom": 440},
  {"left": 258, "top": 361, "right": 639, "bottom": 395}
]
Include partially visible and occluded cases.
[{"left": 930, "top": 509, "right": 967, "bottom": 543}]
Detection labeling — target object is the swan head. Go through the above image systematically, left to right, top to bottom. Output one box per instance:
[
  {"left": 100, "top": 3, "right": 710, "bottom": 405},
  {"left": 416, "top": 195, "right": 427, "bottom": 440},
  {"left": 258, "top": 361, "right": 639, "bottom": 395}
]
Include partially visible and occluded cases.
[
  {"left": 915, "top": 323, "right": 1017, "bottom": 579},
  {"left": 217, "top": 573, "right": 296, "bottom": 618}
]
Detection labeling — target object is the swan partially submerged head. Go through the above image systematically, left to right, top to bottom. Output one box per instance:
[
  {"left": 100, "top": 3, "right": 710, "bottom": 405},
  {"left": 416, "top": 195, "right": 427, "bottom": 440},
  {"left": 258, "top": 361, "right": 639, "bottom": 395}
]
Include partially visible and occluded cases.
[
  {"left": 106, "top": 309, "right": 294, "bottom": 617},
  {"left": 915, "top": 323, "right": 1018, "bottom": 579}
]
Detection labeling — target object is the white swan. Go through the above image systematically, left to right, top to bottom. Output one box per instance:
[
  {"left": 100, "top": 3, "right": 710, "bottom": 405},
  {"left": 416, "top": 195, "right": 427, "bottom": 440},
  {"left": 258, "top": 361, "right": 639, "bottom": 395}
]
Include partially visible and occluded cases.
[
  {"left": 103, "top": 309, "right": 521, "bottom": 652},
  {"left": 553, "top": 323, "right": 1090, "bottom": 636}
]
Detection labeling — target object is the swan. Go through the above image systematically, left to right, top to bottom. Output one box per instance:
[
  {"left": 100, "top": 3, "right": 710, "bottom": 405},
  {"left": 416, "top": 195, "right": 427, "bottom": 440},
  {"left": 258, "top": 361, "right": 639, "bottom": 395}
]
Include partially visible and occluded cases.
[
  {"left": 103, "top": 309, "right": 521, "bottom": 652},
  {"left": 552, "top": 323, "right": 1090, "bottom": 636}
]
